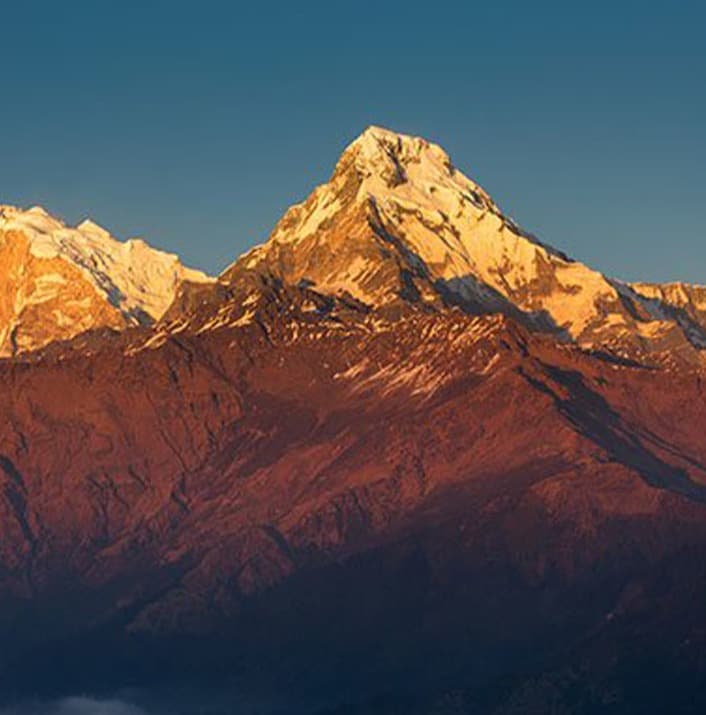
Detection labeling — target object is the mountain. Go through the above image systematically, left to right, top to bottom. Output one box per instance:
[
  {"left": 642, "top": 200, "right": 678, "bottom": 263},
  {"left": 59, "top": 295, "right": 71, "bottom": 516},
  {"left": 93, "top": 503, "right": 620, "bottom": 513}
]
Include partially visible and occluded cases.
[
  {"left": 179, "top": 126, "right": 705, "bottom": 366},
  {"left": 2, "top": 129, "right": 706, "bottom": 713},
  {"left": 0, "top": 205, "right": 211, "bottom": 356}
]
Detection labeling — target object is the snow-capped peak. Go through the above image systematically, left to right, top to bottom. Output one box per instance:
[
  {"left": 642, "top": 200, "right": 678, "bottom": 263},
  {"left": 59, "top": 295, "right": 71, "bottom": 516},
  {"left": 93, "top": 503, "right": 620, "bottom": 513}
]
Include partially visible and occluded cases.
[
  {"left": 340, "top": 125, "right": 454, "bottom": 177},
  {"left": 219, "top": 126, "right": 706, "bottom": 360},
  {"left": 332, "top": 126, "right": 487, "bottom": 208},
  {"left": 236, "top": 127, "right": 612, "bottom": 331},
  {"left": 0, "top": 204, "right": 212, "bottom": 322}
]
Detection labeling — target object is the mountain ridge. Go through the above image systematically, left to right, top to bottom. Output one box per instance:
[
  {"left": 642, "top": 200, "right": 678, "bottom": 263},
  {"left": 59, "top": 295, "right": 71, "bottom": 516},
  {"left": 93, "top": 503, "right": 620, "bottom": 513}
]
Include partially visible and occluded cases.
[
  {"left": 4, "top": 127, "right": 706, "bottom": 365},
  {"left": 0, "top": 204, "right": 212, "bottom": 356}
]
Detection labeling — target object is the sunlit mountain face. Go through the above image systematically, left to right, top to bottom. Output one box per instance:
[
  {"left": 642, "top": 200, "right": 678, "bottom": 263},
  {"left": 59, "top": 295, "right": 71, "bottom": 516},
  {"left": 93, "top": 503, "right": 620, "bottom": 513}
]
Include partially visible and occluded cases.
[
  {"left": 2, "top": 129, "right": 706, "bottom": 714},
  {"left": 0, "top": 206, "right": 211, "bottom": 357}
]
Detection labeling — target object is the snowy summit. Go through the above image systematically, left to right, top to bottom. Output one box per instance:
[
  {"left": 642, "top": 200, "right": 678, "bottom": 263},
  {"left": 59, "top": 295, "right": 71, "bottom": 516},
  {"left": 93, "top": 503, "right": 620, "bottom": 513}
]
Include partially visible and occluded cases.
[{"left": 0, "top": 205, "right": 211, "bottom": 355}]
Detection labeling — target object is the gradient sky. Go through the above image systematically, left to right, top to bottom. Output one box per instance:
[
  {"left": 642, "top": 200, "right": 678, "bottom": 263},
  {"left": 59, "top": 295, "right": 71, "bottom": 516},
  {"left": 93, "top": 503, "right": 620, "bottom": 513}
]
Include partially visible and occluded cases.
[{"left": 2, "top": 1, "right": 705, "bottom": 282}]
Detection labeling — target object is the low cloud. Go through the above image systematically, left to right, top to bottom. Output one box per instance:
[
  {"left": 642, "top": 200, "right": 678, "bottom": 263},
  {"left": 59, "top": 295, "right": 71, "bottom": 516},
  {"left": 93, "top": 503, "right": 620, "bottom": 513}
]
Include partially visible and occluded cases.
[{"left": 0, "top": 697, "right": 147, "bottom": 715}]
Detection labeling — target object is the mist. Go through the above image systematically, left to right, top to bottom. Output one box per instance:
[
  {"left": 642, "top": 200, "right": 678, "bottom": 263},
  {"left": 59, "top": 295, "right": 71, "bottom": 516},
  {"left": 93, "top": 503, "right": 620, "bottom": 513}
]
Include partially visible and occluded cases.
[{"left": 0, "top": 697, "right": 147, "bottom": 715}]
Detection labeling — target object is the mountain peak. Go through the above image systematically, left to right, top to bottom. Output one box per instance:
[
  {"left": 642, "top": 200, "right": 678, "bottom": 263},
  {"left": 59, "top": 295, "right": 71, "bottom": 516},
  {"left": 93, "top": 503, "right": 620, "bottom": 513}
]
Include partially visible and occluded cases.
[
  {"left": 347, "top": 125, "right": 446, "bottom": 159},
  {"left": 210, "top": 126, "right": 706, "bottom": 363},
  {"left": 229, "top": 126, "right": 538, "bottom": 311},
  {"left": 334, "top": 126, "right": 455, "bottom": 191},
  {"left": 0, "top": 204, "right": 212, "bottom": 355},
  {"left": 76, "top": 217, "right": 112, "bottom": 239}
]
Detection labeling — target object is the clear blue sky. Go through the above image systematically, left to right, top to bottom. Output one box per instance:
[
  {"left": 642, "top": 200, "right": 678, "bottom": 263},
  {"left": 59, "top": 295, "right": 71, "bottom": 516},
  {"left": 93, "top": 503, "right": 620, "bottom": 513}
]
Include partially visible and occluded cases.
[{"left": 2, "top": 1, "right": 705, "bottom": 282}]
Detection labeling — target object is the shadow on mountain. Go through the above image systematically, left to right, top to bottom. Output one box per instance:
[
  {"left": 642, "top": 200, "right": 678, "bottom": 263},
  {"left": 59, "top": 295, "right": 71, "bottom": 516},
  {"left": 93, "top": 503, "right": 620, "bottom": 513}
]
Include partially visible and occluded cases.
[{"left": 521, "top": 362, "right": 706, "bottom": 503}]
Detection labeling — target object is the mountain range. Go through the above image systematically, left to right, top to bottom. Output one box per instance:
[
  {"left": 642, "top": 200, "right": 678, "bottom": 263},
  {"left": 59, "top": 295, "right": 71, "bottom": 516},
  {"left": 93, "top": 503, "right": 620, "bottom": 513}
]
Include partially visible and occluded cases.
[{"left": 2, "top": 127, "right": 706, "bottom": 713}]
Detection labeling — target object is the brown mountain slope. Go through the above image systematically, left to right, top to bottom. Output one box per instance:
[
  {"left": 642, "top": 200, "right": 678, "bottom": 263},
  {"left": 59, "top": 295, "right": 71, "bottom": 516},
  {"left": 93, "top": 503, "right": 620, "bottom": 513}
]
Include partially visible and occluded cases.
[{"left": 1, "top": 284, "right": 706, "bottom": 709}]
